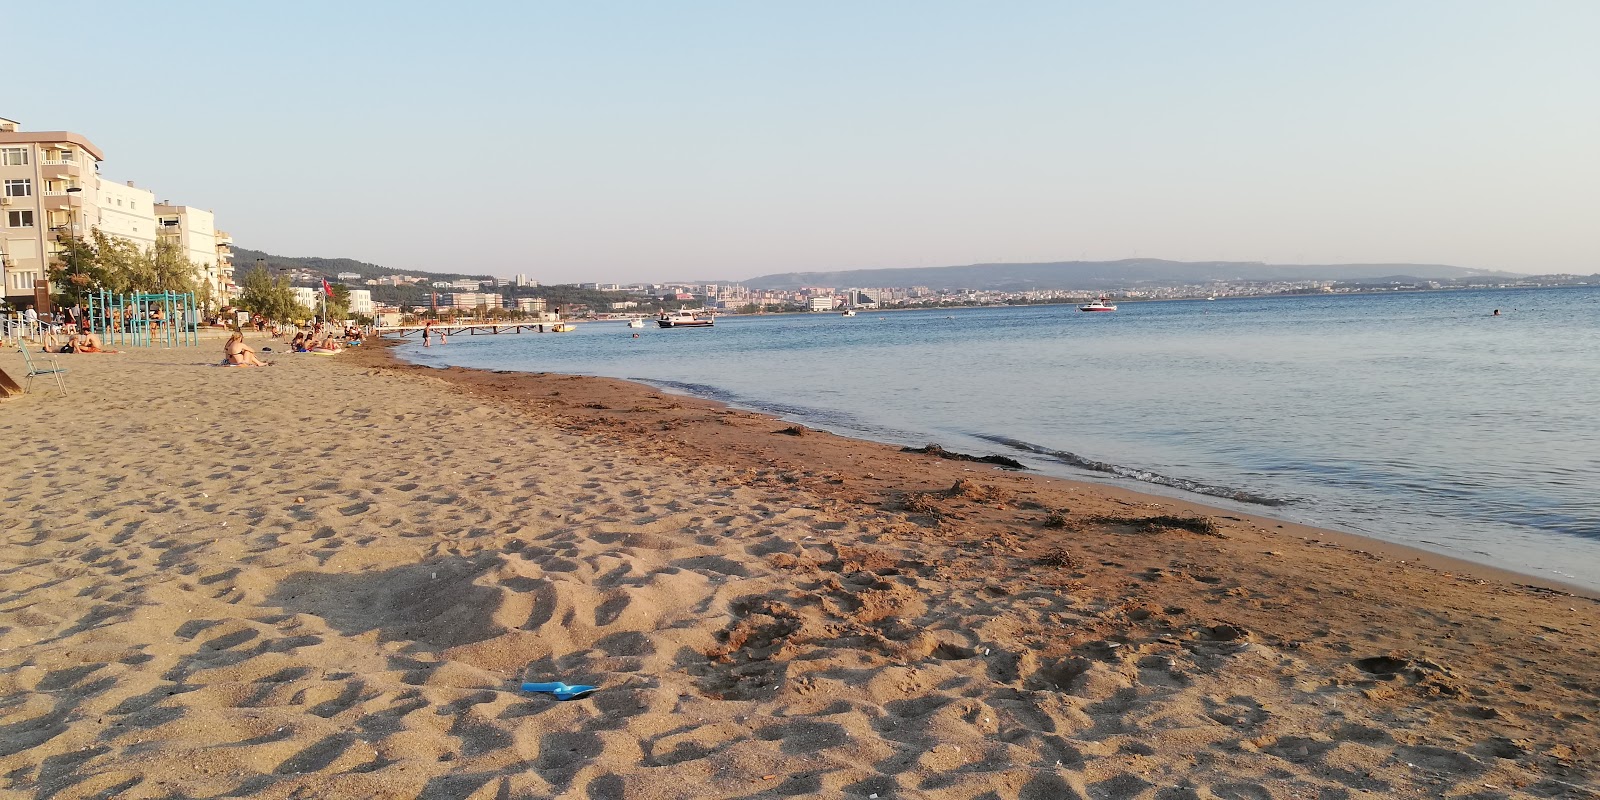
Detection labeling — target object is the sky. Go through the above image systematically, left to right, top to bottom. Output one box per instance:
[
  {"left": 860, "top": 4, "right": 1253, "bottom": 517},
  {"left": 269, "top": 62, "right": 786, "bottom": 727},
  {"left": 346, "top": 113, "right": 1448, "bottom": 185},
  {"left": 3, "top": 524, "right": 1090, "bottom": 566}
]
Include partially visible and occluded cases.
[{"left": 7, "top": 1, "right": 1596, "bottom": 282}]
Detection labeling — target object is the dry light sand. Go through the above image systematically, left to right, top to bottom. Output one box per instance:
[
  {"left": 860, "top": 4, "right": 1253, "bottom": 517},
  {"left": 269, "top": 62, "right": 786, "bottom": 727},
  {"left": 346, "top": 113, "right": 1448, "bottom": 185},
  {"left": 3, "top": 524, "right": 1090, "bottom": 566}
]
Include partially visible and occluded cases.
[{"left": 0, "top": 338, "right": 1596, "bottom": 800}]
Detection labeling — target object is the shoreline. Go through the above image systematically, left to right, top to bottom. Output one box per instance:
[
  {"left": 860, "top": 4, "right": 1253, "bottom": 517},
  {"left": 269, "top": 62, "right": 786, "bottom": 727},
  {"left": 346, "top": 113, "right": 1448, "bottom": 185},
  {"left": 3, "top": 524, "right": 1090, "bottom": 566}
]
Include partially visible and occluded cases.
[
  {"left": 4, "top": 338, "right": 1597, "bottom": 798},
  {"left": 381, "top": 340, "right": 1599, "bottom": 601}
]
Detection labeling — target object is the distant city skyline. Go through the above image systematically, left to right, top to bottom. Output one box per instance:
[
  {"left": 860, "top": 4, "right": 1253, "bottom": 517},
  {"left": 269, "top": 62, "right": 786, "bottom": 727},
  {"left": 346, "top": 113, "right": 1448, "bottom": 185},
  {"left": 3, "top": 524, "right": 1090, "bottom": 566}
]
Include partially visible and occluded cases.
[{"left": 7, "top": 1, "right": 1595, "bottom": 282}]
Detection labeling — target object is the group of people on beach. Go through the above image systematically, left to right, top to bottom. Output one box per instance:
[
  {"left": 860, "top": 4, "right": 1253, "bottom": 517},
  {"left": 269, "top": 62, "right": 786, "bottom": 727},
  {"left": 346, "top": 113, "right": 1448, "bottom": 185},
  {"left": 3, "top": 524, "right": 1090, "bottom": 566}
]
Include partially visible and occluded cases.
[{"left": 222, "top": 321, "right": 369, "bottom": 367}]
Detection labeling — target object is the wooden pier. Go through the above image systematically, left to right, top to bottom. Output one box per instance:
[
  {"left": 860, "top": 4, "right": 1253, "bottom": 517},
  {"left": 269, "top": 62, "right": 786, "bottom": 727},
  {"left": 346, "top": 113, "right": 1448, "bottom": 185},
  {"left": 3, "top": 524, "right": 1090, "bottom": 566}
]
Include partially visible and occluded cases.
[{"left": 376, "top": 323, "right": 563, "bottom": 338}]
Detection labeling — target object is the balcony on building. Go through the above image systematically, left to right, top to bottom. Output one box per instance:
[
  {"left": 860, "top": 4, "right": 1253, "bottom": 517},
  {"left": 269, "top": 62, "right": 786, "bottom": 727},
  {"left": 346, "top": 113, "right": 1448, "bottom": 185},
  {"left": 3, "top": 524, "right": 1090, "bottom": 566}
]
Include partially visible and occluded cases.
[
  {"left": 38, "top": 152, "right": 84, "bottom": 181},
  {"left": 40, "top": 190, "right": 86, "bottom": 210}
]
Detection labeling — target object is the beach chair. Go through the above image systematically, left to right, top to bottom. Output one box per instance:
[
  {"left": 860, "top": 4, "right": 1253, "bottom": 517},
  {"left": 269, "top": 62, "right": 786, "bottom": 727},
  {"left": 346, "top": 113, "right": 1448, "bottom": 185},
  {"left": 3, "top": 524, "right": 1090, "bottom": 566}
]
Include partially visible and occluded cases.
[{"left": 16, "top": 341, "right": 68, "bottom": 395}]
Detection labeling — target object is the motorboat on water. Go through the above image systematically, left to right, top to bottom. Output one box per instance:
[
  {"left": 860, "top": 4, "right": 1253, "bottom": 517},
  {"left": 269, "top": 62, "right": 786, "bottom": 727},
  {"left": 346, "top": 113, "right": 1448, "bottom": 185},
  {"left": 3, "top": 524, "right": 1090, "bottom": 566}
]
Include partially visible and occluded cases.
[
  {"left": 1079, "top": 296, "right": 1117, "bottom": 312},
  {"left": 840, "top": 310, "right": 857, "bottom": 317},
  {"left": 657, "top": 312, "right": 714, "bottom": 328},
  {"left": 626, "top": 317, "right": 646, "bottom": 328},
  {"left": 551, "top": 322, "right": 576, "bottom": 332}
]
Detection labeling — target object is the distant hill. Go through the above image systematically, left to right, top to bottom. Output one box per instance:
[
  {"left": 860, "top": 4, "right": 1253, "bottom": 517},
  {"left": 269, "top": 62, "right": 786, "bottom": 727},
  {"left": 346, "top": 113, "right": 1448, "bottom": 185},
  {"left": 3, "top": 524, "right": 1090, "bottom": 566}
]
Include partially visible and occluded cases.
[
  {"left": 231, "top": 247, "right": 489, "bottom": 283},
  {"left": 741, "top": 259, "right": 1516, "bottom": 292}
]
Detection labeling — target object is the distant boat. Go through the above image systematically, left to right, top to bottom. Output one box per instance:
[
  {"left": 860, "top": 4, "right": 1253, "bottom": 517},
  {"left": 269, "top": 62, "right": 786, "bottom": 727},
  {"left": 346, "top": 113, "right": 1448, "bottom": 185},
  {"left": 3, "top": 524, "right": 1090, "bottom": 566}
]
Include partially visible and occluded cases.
[
  {"left": 1079, "top": 296, "right": 1118, "bottom": 312},
  {"left": 840, "top": 310, "right": 857, "bottom": 317},
  {"left": 657, "top": 312, "right": 714, "bottom": 329},
  {"left": 626, "top": 318, "right": 645, "bottom": 328},
  {"left": 551, "top": 322, "right": 576, "bottom": 332}
]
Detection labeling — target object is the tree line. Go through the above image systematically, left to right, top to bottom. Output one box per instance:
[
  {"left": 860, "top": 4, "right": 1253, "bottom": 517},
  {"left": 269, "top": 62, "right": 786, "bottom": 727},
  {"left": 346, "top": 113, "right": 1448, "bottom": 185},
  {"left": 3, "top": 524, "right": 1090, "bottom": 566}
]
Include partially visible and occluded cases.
[{"left": 50, "top": 230, "right": 216, "bottom": 310}]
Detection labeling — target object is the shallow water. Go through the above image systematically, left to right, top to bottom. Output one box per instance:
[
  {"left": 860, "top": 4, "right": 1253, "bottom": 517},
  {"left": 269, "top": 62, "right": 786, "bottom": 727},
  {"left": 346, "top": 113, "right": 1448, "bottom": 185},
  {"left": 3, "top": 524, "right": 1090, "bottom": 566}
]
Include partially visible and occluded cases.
[{"left": 402, "top": 286, "right": 1600, "bottom": 590}]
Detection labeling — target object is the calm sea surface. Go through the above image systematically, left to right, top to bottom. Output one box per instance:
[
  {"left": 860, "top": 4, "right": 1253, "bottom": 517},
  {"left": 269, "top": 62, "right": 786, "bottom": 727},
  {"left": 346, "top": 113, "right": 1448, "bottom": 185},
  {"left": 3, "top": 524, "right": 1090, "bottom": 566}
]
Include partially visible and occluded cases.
[{"left": 401, "top": 286, "right": 1600, "bottom": 590}]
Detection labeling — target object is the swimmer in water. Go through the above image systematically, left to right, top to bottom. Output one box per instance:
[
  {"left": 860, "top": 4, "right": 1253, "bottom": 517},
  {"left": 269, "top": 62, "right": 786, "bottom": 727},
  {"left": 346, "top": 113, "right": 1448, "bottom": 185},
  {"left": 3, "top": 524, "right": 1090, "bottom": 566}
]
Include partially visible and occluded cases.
[{"left": 1492, "top": 309, "right": 1500, "bottom": 316}]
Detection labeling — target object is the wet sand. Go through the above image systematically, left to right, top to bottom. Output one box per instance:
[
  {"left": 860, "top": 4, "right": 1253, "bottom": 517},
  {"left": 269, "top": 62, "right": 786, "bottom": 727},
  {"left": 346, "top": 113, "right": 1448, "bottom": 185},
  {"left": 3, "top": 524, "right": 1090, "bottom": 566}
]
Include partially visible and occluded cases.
[{"left": 1, "top": 339, "right": 1596, "bottom": 799}]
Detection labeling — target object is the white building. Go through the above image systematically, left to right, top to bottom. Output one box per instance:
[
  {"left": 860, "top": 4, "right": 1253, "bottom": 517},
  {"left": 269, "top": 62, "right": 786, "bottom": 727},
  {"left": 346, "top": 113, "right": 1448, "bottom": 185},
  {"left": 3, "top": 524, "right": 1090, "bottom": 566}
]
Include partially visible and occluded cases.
[
  {"left": 1, "top": 118, "right": 231, "bottom": 308},
  {"left": 94, "top": 180, "right": 157, "bottom": 251},
  {"left": 154, "top": 204, "right": 232, "bottom": 306},
  {"left": 336, "top": 271, "right": 362, "bottom": 281},
  {"left": 291, "top": 286, "right": 320, "bottom": 313},
  {"left": 347, "top": 289, "right": 373, "bottom": 316},
  {"left": 441, "top": 292, "right": 502, "bottom": 310},
  {"left": 809, "top": 296, "right": 837, "bottom": 312},
  {"left": 516, "top": 297, "right": 546, "bottom": 313}
]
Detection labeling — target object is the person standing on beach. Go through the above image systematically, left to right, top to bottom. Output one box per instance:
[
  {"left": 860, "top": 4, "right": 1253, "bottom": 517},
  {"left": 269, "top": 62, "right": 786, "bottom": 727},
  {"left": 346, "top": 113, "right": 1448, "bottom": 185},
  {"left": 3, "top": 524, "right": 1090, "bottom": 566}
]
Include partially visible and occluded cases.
[{"left": 423, "top": 322, "right": 432, "bottom": 348}]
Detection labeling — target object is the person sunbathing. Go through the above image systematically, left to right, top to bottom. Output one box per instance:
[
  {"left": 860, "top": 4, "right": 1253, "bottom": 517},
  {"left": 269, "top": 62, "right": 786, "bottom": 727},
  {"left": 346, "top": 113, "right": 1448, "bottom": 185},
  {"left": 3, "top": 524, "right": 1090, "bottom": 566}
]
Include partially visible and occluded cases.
[
  {"left": 224, "top": 332, "right": 271, "bottom": 366},
  {"left": 290, "top": 332, "right": 310, "bottom": 352},
  {"left": 309, "top": 334, "right": 342, "bottom": 353}
]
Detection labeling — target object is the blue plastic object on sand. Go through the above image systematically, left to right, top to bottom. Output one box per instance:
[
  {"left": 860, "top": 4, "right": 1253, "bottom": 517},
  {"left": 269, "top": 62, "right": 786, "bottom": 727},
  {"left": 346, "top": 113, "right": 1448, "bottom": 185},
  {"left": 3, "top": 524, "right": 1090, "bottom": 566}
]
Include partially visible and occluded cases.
[{"left": 521, "top": 681, "right": 599, "bottom": 700}]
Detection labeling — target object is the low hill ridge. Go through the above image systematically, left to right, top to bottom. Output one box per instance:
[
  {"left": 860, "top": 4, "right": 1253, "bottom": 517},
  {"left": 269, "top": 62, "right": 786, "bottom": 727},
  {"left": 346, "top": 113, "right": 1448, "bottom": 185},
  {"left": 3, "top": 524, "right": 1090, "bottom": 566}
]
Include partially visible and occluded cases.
[{"left": 743, "top": 259, "right": 1515, "bottom": 291}]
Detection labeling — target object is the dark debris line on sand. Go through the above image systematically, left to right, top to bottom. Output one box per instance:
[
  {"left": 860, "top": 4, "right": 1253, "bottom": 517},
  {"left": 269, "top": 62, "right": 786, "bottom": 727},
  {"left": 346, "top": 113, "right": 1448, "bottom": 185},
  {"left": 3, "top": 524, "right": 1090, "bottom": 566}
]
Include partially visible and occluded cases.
[
  {"left": 902, "top": 443, "right": 1027, "bottom": 470},
  {"left": 1090, "top": 514, "right": 1224, "bottom": 537}
]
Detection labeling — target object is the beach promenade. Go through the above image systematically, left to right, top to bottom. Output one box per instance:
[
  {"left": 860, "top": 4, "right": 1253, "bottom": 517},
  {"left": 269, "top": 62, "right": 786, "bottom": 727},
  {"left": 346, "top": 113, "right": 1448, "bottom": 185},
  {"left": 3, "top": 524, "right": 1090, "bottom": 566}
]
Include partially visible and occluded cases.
[{"left": 0, "top": 341, "right": 1595, "bottom": 799}]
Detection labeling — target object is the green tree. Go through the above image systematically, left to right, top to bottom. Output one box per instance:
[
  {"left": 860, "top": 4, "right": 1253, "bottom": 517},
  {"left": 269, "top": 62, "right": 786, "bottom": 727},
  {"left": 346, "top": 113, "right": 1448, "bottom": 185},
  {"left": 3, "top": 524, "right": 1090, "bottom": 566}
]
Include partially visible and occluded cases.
[
  {"left": 93, "top": 230, "right": 145, "bottom": 294},
  {"left": 47, "top": 234, "right": 103, "bottom": 307},
  {"left": 146, "top": 239, "right": 199, "bottom": 293},
  {"left": 236, "top": 269, "right": 306, "bottom": 322},
  {"left": 325, "top": 283, "right": 351, "bottom": 321}
]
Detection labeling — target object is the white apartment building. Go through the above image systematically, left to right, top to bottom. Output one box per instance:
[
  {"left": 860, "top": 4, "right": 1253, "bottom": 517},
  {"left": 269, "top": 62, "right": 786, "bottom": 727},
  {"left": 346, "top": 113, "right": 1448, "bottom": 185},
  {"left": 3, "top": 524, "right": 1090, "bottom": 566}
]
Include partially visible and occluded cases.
[
  {"left": 96, "top": 180, "right": 157, "bottom": 251},
  {"left": 155, "top": 204, "right": 232, "bottom": 305},
  {"left": 336, "top": 272, "right": 362, "bottom": 281},
  {"left": 291, "top": 286, "right": 320, "bottom": 312},
  {"left": 347, "top": 289, "right": 373, "bottom": 316},
  {"left": 441, "top": 292, "right": 502, "bottom": 309},
  {"left": 809, "top": 296, "right": 837, "bottom": 312},
  {"left": 516, "top": 297, "right": 546, "bottom": 313}
]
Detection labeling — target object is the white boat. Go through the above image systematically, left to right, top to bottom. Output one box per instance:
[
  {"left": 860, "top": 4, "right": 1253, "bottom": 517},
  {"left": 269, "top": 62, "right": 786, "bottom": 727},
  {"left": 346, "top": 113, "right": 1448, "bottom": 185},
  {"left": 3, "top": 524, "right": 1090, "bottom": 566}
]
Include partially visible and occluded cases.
[
  {"left": 1079, "top": 296, "right": 1117, "bottom": 312},
  {"left": 840, "top": 310, "right": 856, "bottom": 317},
  {"left": 657, "top": 312, "right": 714, "bottom": 329},
  {"left": 626, "top": 318, "right": 645, "bottom": 328}
]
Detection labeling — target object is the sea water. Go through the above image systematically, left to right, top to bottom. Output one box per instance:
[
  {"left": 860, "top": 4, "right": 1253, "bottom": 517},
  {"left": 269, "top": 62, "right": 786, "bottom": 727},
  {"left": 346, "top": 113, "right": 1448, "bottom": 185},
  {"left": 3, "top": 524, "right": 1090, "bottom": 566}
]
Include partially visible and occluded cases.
[{"left": 402, "top": 286, "right": 1600, "bottom": 591}]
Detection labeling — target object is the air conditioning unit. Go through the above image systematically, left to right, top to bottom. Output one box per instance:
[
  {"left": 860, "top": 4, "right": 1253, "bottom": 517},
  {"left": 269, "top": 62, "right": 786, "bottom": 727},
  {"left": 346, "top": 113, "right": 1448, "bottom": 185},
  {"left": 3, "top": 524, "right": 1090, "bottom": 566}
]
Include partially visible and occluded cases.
[{"left": 0, "top": 197, "right": 12, "bottom": 205}]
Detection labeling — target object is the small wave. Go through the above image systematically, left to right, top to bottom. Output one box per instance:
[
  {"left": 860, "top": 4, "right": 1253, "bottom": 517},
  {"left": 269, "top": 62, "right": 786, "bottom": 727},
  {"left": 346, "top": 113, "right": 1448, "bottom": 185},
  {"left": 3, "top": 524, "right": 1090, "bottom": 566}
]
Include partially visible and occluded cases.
[
  {"left": 634, "top": 378, "right": 895, "bottom": 436},
  {"left": 636, "top": 378, "right": 741, "bottom": 405},
  {"left": 972, "top": 434, "right": 1292, "bottom": 507}
]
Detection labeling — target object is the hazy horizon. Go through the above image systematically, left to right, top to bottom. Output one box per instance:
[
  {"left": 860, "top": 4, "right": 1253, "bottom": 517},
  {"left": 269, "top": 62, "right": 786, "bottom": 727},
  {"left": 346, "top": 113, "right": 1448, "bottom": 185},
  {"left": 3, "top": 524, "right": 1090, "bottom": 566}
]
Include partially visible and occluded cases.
[{"left": 7, "top": 1, "right": 1595, "bottom": 283}]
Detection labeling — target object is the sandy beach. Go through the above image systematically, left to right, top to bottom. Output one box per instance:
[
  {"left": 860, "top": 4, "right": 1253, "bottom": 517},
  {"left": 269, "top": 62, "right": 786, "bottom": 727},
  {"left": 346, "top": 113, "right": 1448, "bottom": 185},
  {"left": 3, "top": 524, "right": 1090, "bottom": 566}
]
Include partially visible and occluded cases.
[{"left": 1, "top": 338, "right": 1596, "bottom": 799}]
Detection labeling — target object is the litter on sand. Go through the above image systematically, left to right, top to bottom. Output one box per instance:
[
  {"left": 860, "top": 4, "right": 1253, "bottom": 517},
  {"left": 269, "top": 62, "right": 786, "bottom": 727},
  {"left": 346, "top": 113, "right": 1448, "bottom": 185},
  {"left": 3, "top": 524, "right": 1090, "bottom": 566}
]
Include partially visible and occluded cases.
[{"left": 521, "top": 681, "right": 600, "bottom": 700}]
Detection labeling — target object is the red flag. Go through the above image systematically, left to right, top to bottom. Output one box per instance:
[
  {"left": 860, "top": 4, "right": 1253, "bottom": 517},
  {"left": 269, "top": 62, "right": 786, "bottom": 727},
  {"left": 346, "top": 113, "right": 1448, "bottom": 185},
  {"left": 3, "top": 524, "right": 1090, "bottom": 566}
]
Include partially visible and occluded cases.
[{"left": 322, "top": 278, "right": 334, "bottom": 297}]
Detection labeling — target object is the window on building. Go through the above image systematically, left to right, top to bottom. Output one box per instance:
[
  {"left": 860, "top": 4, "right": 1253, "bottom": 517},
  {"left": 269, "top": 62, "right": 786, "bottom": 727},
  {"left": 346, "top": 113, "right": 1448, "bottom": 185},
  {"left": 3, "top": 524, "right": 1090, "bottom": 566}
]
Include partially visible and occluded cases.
[
  {"left": 0, "top": 147, "right": 27, "bottom": 166},
  {"left": 3, "top": 179, "right": 32, "bottom": 197},
  {"left": 6, "top": 210, "right": 35, "bottom": 227},
  {"left": 9, "top": 271, "right": 40, "bottom": 291}
]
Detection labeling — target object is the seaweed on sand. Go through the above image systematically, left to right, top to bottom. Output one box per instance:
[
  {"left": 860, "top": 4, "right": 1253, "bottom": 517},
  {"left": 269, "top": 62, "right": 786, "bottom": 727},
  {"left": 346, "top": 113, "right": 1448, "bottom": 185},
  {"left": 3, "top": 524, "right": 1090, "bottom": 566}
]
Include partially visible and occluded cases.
[
  {"left": 902, "top": 444, "right": 1026, "bottom": 470},
  {"left": 1091, "top": 514, "right": 1223, "bottom": 537}
]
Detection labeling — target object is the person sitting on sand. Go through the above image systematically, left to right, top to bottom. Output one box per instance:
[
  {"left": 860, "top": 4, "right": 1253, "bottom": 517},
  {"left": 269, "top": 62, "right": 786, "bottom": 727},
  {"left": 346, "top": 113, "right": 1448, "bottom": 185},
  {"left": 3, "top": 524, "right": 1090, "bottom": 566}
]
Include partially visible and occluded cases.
[
  {"left": 63, "top": 326, "right": 114, "bottom": 354},
  {"left": 224, "top": 332, "right": 270, "bottom": 367},
  {"left": 290, "top": 332, "right": 309, "bottom": 352},
  {"left": 309, "top": 334, "right": 342, "bottom": 353}
]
